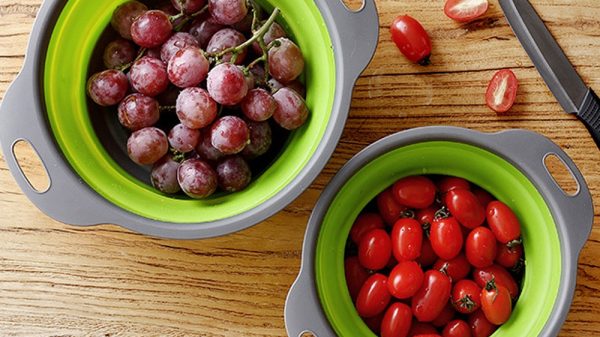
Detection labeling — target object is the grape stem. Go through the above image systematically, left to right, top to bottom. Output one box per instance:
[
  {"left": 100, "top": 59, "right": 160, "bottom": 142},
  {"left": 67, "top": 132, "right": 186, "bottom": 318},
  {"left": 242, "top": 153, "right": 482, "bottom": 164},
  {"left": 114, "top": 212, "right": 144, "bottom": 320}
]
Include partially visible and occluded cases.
[
  {"left": 172, "top": 4, "right": 209, "bottom": 32},
  {"left": 209, "top": 7, "right": 280, "bottom": 59},
  {"left": 117, "top": 47, "right": 147, "bottom": 72},
  {"left": 160, "top": 105, "right": 176, "bottom": 112}
]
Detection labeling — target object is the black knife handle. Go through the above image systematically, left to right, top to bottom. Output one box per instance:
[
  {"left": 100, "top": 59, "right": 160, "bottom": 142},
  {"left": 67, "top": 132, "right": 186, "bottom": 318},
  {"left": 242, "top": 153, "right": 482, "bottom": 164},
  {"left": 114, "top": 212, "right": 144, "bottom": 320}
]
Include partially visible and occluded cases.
[{"left": 577, "top": 89, "right": 600, "bottom": 149}]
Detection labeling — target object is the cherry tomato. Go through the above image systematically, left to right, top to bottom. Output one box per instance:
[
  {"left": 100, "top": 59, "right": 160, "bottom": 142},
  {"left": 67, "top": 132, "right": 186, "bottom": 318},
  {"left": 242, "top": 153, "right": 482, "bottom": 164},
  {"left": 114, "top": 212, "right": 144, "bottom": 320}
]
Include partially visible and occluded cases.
[
  {"left": 444, "top": 0, "right": 489, "bottom": 23},
  {"left": 390, "top": 15, "right": 432, "bottom": 65},
  {"left": 486, "top": 69, "right": 518, "bottom": 113},
  {"left": 392, "top": 176, "right": 437, "bottom": 209},
  {"left": 438, "top": 177, "right": 470, "bottom": 194},
  {"left": 378, "top": 187, "right": 408, "bottom": 225},
  {"left": 472, "top": 189, "right": 495, "bottom": 209},
  {"left": 445, "top": 190, "right": 485, "bottom": 229},
  {"left": 486, "top": 200, "right": 522, "bottom": 244},
  {"left": 417, "top": 206, "right": 437, "bottom": 226},
  {"left": 350, "top": 212, "right": 385, "bottom": 244},
  {"left": 430, "top": 217, "right": 463, "bottom": 260},
  {"left": 392, "top": 218, "right": 423, "bottom": 261},
  {"left": 465, "top": 227, "right": 497, "bottom": 268},
  {"left": 359, "top": 229, "right": 392, "bottom": 270},
  {"left": 417, "top": 237, "right": 439, "bottom": 267},
  {"left": 495, "top": 243, "right": 523, "bottom": 269},
  {"left": 433, "top": 254, "right": 471, "bottom": 282},
  {"left": 345, "top": 256, "right": 370, "bottom": 302},
  {"left": 388, "top": 261, "right": 425, "bottom": 299},
  {"left": 473, "top": 265, "right": 519, "bottom": 299},
  {"left": 412, "top": 270, "right": 452, "bottom": 322},
  {"left": 356, "top": 273, "right": 392, "bottom": 318},
  {"left": 451, "top": 279, "right": 481, "bottom": 314},
  {"left": 481, "top": 281, "right": 512, "bottom": 325},
  {"left": 381, "top": 302, "right": 413, "bottom": 337},
  {"left": 432, "top": 302, "right": 455, "bottom": 327},
  {"left": 468, "top": 310, "right": 498, "bottom": 337},
  {"left": 364, "top": 312, "right": 384, "bottom": 334},
  {"left": 443, "top": 319, "right": 472, "bottom": 337},
  {"left": 409, "top": 322, "right": 438, "bottom": 336},
  {"left": 413, "top": 334, "right": 442, "bottom": 337}
]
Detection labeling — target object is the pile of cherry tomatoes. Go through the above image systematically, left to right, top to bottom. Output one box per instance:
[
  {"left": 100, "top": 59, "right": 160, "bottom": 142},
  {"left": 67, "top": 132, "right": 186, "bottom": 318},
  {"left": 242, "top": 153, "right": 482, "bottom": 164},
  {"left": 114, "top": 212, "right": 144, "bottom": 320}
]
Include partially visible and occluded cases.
[{"left": 345, "top": 175, "right": 524, "bottom": 337}]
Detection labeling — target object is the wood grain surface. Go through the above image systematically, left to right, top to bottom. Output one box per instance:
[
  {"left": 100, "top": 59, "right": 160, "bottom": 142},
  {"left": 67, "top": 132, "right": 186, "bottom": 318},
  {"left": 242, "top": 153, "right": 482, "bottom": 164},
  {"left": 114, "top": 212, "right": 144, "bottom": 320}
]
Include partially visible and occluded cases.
[{"left": 1, "top": 0, "right": 600, "bottom": 336}]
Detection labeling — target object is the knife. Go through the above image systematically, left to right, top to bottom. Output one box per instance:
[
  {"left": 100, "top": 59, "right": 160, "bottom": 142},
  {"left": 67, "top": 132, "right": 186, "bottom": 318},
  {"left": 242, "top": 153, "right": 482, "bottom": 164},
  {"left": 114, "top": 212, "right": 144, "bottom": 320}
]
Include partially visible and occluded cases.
[{"left": 499, "top": 0, "right": 600, "bottom": 149}]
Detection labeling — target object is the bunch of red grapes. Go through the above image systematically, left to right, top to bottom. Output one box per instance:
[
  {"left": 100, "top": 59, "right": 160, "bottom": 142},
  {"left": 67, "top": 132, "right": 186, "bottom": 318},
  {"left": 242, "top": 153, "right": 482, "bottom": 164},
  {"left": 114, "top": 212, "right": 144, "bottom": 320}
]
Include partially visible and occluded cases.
[
  {"left": 87, "top": 0, "right": 308, "bottom": 199},
  {"left": 346, "top": 176, "right": 524, "bottom": 337}
]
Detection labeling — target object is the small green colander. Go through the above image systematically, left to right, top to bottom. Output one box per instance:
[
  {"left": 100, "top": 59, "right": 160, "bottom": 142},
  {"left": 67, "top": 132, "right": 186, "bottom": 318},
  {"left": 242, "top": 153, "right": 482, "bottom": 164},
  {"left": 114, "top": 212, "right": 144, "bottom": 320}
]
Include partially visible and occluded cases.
[{"left": 285, "top": 127, "right": 593, "bottom": 337}]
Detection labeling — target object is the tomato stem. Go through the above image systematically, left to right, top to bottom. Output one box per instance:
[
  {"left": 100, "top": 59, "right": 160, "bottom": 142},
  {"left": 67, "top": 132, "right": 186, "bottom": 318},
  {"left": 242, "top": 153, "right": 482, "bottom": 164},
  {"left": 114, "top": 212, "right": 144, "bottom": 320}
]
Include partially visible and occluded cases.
[
  {"left": 418, "top": 55, "right": 432, "bottom": 66},
  {"left": 434, "top": 206, "right": 451, "bottom": 220},
  {"left": 507, "top": 238, "right": 523, "bottom": 248}
]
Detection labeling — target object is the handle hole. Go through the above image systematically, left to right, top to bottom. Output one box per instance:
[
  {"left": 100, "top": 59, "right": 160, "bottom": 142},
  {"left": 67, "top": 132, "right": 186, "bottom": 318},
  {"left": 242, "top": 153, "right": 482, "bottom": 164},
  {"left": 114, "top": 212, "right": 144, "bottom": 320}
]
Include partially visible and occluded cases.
[
  {"left": 340, "top": 0, "right": 364, "bottom": 11},
  {"left": 12, "top": 140, "right": 50, "bottom": 193},
  {"left": 543, "top": 154, "right": 579, "bottom": 196},
  {"left": 299, "top": 331, "right": 317, "bottom": 337}
]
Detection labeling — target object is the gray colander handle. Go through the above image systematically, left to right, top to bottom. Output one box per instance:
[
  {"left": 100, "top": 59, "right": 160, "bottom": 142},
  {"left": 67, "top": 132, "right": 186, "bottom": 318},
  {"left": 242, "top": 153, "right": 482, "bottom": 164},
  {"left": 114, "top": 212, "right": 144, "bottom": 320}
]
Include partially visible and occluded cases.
[
  {"left": 321, "top": 0, "right": 379, "bottom": 78},
  {"left": 0, "top": 70, "right": 110, "bottom": 226},
  {"left": 490, "top": 129, "right": 594, "bottom": 253},
  {"left": 285, "top": 272, "right": 336, "bottom": 337}
]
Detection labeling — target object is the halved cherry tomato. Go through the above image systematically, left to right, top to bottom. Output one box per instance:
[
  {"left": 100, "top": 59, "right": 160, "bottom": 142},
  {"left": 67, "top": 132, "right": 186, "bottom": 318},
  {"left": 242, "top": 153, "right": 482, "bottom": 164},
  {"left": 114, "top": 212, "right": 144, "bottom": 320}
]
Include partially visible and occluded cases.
[
  {"left": 444, "top": 0, "right": 489, "bottom": 23},
  {"left": 390, "top": 15, "right": 432, "bottom": 65},
  {"left": 486, "top": 69, "right": 518, "bottom": 113},
  {"left": 393, "top": 176, "right": 437, "bottom": 209},
  {"left": 438, "top": 177, "right": 470, "bottom": 194},
  {"left": 378, "top": 187, "right": 408, "bottom": 225},
  {"left": 472, "top": 188, "right": 495, "bottom": 209},
  {"left": 445, "top": 190, "right": 485, "bottom": 229},
  {"left": 486, "top": 200, "right": 522, "bottom": 244},
  {"left": 350, "top": 212, "right": 385, "bottom": 244},
  {"left": 430, "top": 217, "right": 464, "bottom": 260},
  {"left": 392, "top": 218, "right": 424, "bottom": 261},
  {"left": 465, "top": 227, "right": 497, "bottom": 268},
  {"left": 359, "top": 229, "right": 392, "bottom": 270},
  {"left": 417, "top": 238, "right": 439, "bottom": 267},
  {"left": 495, "top": 243, "right": 523, "bottom": 269},
  {"left": 434, "top": 254, "right": 471, "bottom": 282},
  {"left": 345, "top": 256, "right": 370, "bottom": 302},
  {"left": 388, "top": 261, "right": 425, "bottom": 299},
  {"left": 473, "top": 265, "right": 519, "bottom": 299},
  {"left": 412, "top": 270, "right": 452, "bottom": 322},
  {"left": 356, "top": 273, "right": 392, "bottom": 318},
  {"left": 451, "top": 279, "right": 481, "bottom": 314},
  {"left": 480, "top": 281, "right": 512, "bottom": 325},
  {"left": 381, "top": 302, "right": 413, "bottom": 337},
  {"left": 432, "top": 302, "right": 455, "bottom": 327},
  {"left": 468, "top": 310, "right": 498, "bottom": 337},
  {"left": 364, "top": 312, "right": 385, "bottom": 334},
  {"left": 443, "top": 319, "right": 472, "bottom": 337},
  {"left": 409, "top": 322, "right": 438, "bottom": 336}
]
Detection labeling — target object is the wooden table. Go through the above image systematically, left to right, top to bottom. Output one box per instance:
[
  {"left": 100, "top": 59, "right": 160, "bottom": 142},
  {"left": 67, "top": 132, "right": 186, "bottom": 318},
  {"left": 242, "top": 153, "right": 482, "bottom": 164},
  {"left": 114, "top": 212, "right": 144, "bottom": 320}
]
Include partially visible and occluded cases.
[{"left": 1, "top": 0, "right": 599, "bottom": 336}]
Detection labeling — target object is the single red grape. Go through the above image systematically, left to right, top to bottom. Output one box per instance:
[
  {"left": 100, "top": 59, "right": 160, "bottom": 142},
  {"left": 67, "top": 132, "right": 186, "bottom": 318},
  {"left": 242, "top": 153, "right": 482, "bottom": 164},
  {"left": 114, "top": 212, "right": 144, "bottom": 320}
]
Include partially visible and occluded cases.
[
  {"left": 171, "top": 0, "right": 206, "bottom": 14},
  {"left": 208, "top": 0, "right": 248, "bottom": 25},
  {"left": 131, "top": 10, "right": 173, "bottom": 48},
  {"left": 189, "top": 17, "right": 225, "bottom": 49},
  {"left": 252, "top": 21, "right": 286, "bottom": 54},
  {"left": 206, "top": 28, "right": 247, "bottom": 64},
  {"left": 160, "top": 32, "right": 199, "bottom": 64},
  {"left": 268, "top": 38, "right": 305, "bottom": 84},
  {"left": 103, "top": 39, "right": 136, "bottom": 69},
  {"left": 168, "top": 46, "right": 209, "bottom": 88},
  {"left": 129, "top": 56, "right": 169, "bottom": 97},
  {"left": 206, "top": 62, "right": 249, "bottom": 105},
  {"left": 87, "top": 69, "right": 129, "bottom": 107},
  {"left": 176, "top": 87, "right": 217, "bottom": 129},
  {"left": 273, "top": 87, "right": 309, "bottom": 130},
  {"left": 241, "top": 88, "right": 276, "bottom": 122},
  {"left": 117, "top": 93, "right": 160, "bottom": 131},
  {"left": 210, "top": 116, "right": 250, "bottom": 155},
  {"left": 241, "top": 120, "right": 272, "bottom": 159},
  {"left": 168, "top": 123, "right": 201, "bottom": 153},
  {"left": 127, "top": 127, "right": 169, "bottom": 165},
  {"left": 196, "top": 130, "right": 225, "bottom": 162},
  {"left": 151, "top": 154, "right": 181, "bottom": 194},
  {"left": 216, "top": 156, "right": 252, "bottom": 192},
  {"left": 177, "top": 158, "right": 218, "bottom": 199}
]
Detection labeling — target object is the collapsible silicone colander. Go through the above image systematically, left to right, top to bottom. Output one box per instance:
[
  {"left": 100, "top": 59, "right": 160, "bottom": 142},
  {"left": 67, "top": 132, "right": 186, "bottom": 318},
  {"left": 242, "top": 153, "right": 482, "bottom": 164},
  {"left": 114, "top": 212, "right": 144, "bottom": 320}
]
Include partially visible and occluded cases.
[
  {"left": 0, "top": 0, "right": 378, "bottom": 238},
  {"left": 285, "top": 126, "right": 594, "bottom": 337}
]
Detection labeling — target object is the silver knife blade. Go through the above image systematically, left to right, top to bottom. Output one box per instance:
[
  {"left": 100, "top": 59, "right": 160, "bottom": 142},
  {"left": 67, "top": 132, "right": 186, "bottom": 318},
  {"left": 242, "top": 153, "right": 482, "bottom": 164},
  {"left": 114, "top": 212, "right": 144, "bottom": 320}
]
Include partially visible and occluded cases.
[{"left": 499, "top": 0, "right": 587, "bottom": 113}]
